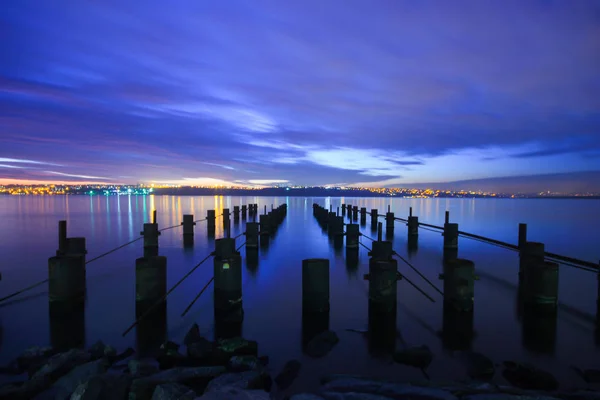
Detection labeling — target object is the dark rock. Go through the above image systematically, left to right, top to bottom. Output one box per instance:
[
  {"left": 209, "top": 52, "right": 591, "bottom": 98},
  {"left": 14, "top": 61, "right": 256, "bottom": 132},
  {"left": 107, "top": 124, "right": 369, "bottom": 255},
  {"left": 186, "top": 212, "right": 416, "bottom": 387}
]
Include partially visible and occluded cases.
[
  {"left": 184, "top": 323, "right": 203, "bottom": 346},
  {"left": 305, "top": 331, "right": 339, "bottom": 358},
  {"left": 188, "top": 338, "right": 215, "bottom": 359},
  {"left": 217, "top": 338, "right": 258, "bottom": 356},
  {"left": 89, "top": 341, "right": 108, "bottom": 360},
  {"left": 161, "top": 341, "right": 181, "bottom": 353},
  {"left": 393, "top": 345, "right": 433, "bottom": 370},
  {"left": 16, "top": 346, "right": 56, "bottom": 373},
  {"left": 31, "top": 348, "right": 92, "bottom": 385},
  {"left": 108, "top": 348, "right": 135, "bottom": 364},
  {"left": 460, "top": 351, "right": 495, "bottom": 380},
  {"left": 228, "top": 356, "right": 265, "bottom": 372},
  {"left": 258, "top": 356, "right": 269, "bottom": 366},
  {"left": 52, "top": 358, "right": 110, "bottom": 399},
  {"left": 129, "top": 359, "right": 160, "bottom": 376},
  {"left": 275, "top": 360, "right": 301, "bottom": 391},
  {"left": 502, "top": 361, "right": 559, "bottom": 391},
  {"left": 129, "top": 366, "right": 226, "bottom": 399},
  {"left": 571, "top": 366, "right": 600, "bottom": 384},
  {"left": 70, "top": 371, "right": 132, "bottom": 400},
  {"left": 205, "top": 371, "right": 266, "bottom": 392},
  {"left": 321, "top": 377, "right": 458, "bottom": 400},
  {"left": 152, "top": 382, "right": 196, "bottom": 400},
  {"left": 31, "top": 386, "right": 62, "bottom": 399},
  {"left": 197, "top": 388, "right": 270, "bottom": 400},
  {"left": 320, "top": 392, "right": 392, "bottom": 400},
  {"left": 290, "top": 395, "right": 326, "bottom": 400},
  {"left": 462, "top": 395, "right": 561, "bottom": 400}
]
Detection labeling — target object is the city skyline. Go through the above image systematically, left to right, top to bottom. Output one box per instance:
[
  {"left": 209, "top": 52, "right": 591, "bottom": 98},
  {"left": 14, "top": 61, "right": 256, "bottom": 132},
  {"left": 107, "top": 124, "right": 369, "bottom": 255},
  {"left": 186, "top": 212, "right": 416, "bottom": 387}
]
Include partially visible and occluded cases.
[{"left": 2, "top": 1, "right": 599, "bottom": 188}]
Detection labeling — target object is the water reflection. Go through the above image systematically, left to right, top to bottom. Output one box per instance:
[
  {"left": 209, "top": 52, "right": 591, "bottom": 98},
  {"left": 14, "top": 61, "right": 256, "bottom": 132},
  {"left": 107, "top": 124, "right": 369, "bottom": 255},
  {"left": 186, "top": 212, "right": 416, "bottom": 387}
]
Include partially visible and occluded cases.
[
  {"left": 246, "top": 248, "right": 259, "bottom": 275},
  {"left": 345, "top": 248, "right": 359, "bottom": 276},
  {"left": 49, "top": 301, "right": 85, "bottom": 351},
  {"left": 136, "top": 301, "right": 167, "bottom": 355},
  {"left": 441, "top": 303, "right": 474, "bottom": 351},
  {"left": 368, "top": 304, "right": 397, "bottom": 356},
  {"left": 521, "top": 306, "right": 557, "bottom": 355},
  {"left": 301, "top": 310, "right": 329, "bottom": 353}
]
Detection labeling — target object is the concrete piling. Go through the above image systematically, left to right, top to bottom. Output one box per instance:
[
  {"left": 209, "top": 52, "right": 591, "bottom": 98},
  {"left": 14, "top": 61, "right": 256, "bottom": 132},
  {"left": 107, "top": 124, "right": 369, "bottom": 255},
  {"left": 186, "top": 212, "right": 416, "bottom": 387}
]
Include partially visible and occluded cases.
[
  {"left": 342, "top": 204, "right": 346, "bottom": 216},
  {"left": 241, "top": 205, "right": 247, "bottom": 219},
  {"left": 233, "top": 206, "right": 240, "bottom": 222},
  {"left": 352, "top": 206, "right": 359, "bottom": 221},
  {"left": 385, "top": 206, "right": 394, "bottom": 237},
  {"left": 360, "top": 207, "right": 367, "bottom": 225},
  {"left": 408, "top": 207, "right": 419, "bottom": 251},
  {"left": 223, "top": 208, "right": 230, "bottom": 226},
  {"left": 370, "top": 209, "right": 378, "bottom": 231},
  {"left": 152, "top": 210, "right": 157, "bottom": 224},
  {"left": 207, "top": 210, "right": 216, "bottom": 234},
  {"left": 442, "top": 213, "right": 459, "bottom": 262},
  {"left": 182, "top": 214, "right": 195, "bottom": 246},
  {"left": 259, "top": 214, "right": 270, "bottom": 247},
  {"left": 328, "top": 214, "right": 343, "bottom": 237},
  {"left": 58, "top": 220, "right": 67, "bottom": 254},
  {"left": 140, "top": 222, "right": 160, "bottom": 258},
  {"left": 245, "top": 222, "right": 259, "bottom": 249},
  {"left": 519, "top": 223, "right": 528, "bottom": 249},
  {"left": 346, "top": 224, "right": 360, "bottom": 249},
  {"left": 213, "top": 238, "right": 243, "bottom": 323},
  {"left": 519, "top": 241, "right": 545, "bottom": 281},
  {"left": 246, "top": 247, "right": 259, "bottom": 273},
  {"left": 48, "top": 255, "right": 86, "bottom": 303},
  {"left": 135, "top": 256, "right": 167, "bottom": 306},
  {"left": 441, "top": 258, "right": 475, "bottom": 312},
  {"left": 302, "top": 259, "right": 330, "bottom": 313},
  {"left": 364, "top": 259, "right": 399, "bottom": 314},
  {"left": 522, "top": 260, "right": 559, "bottom": 311},
  {"left": 49, "top": 300, "right": 85, "bottom": 351},
  {"left": 136, "top": 300, "right": 167, "bottom": 355},
  {"left": 441, "top": 303, "right": 474, "bottom": 351},
  {"left": 368, "top": 304, "right": 397, "bottom": 355},
  {"left": 522, "top": 305, "right": 557, "bottom": 354}
]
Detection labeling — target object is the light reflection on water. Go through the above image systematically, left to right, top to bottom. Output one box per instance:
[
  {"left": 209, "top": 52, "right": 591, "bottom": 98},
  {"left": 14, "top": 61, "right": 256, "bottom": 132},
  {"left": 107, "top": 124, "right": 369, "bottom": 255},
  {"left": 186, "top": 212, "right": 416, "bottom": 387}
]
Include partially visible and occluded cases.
[{"left": 0, "top": 196, "right": 598, "bottom": 391}]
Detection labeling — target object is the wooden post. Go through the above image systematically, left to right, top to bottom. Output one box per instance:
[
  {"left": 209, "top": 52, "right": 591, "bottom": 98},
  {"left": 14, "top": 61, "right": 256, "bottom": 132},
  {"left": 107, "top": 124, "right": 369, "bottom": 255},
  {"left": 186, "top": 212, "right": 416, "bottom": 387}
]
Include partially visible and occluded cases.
[
  {"left": 140, "top": 223, "right": 160, "bottom": 258},
  {"left": 519, "top": 223, "right": 527, "bottom": 249},
  {"left": 213, "top": 238, "right": 243, "bottom": 323},
  {"left": 302, "top": 259, "right": 330, "bottom": 313},
  {"left": 441, "top": 259, "right": 475, "bottom": 312}
]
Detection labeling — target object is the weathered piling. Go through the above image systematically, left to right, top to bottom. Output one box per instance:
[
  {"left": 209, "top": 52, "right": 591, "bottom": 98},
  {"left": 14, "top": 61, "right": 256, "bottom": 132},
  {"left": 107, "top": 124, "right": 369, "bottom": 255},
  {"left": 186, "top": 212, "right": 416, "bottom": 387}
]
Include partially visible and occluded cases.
[
  {"left": 342, "top": 204, "right": 346, "bottom": 216},
  {"left": 241, "top": 205, "right": 247, "bottom": 219},
  {"left": 352, "top": 205, "right": 359, "bottom": 221},
  {"left": 385, "top": 205, "right": 394, "bottom": 237},
  {"left": 233, "top": 206, "right": 240, "bottom": 221},
  {"left": 360, "top": 207, "right": 367, "bottom": 225},
  {"left": 408, "top": 207, "right": 419, "bottom": 250},
  {"left": 223, "top": 208, "right": 230, "bottom": 226},
  {"left": 370, "top": 209, "right": 378, "bottom": 230},
  {"left": 207, "top": 210, "right": 216, "bottom": 234},
  {"left": 442, "top": 212, "right": 458, "bottom": 262},
  {"left": 182, "top": 214, "right": 195, "bottom": 246},
  {"left": 259, "top": 214, "right": 270, "bottom": 246},
  {"left": 328, "top": 214, "right": 343, "bottom": 237},
  {"left": 58, "top": 220, "right": 67, "bottom": 254},
  {"left": 141, "top": 222, "right": 160, "bottom": 258},
  {"left": 245, "top": 222, "right": 259, "bottom": 249},
  {"left": 518, "top": 223, "right": 527, "bottom": 249},
  {"left": 346, "top": 224, "right": 360, "bottom": 249},
  {"left": 213, "top": 238, "right": 243, "bottom": 322},
  {"left": 519, "top": 241, "right": 545, "bottom": 281},
  {"left": 246, "top": 247, "right": 259, "bottom": 272},
  {"left": 48, "top": 255, "right": 86, "bottom": 303},
  {"left": 135, "top": 256, "right": 167, "bottom": 306},
  {"left": 365, "top": 258, "right": 399, "bottom": 314},
  {"left": 441, "top": 258, "right": 475, "bottom": 312},
  {"left": 302, "top": 259, "right": 330, "bottom": 313},
  {"left": 522, "top": 260, "right": 559, "bottom": 311},
  {"left": 136, "top": 300, "right": 167, "bottom": 355},
  {"left": 441, "top": 303, "right": 474, "bottom": 351},
  {"left": 368, "top": 304, "right": 397, "bottom": 355},
  {"left": 302, "top": 309, "right": 330, "bottom": 352}
]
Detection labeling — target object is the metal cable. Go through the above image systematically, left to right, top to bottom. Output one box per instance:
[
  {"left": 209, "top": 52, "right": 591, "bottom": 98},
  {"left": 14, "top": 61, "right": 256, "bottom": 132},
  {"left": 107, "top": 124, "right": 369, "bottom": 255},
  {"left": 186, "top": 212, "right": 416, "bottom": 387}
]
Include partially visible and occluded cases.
[
  {"left": 193, "top": 217, "right": 208, "bottom": 223},
  {"left": 158, "top": 224, "right": 181, "bottom": 232},
  {"left": 360, "top": 233, "right": 376, "bottom": 241},
  {"left": 86, "top": 237, "right": 143, "bottom": 264},
  {"left": 236, "top": 241, "right": 247, "bottom": 251},
  {"left": 359, "top": 241, "right": 371, "bottom": 251},
  {"left": 122, "top": 251, "right": 214, "bottom": 336},
  {"left": 393, "top": 252, "right": 443, "bottom": 296},
  {"left": 401, "top": 274, "right": 436, "bottom": 303},
  {"left": 181, "top": 277, "right": 214, "bottom": 317}
]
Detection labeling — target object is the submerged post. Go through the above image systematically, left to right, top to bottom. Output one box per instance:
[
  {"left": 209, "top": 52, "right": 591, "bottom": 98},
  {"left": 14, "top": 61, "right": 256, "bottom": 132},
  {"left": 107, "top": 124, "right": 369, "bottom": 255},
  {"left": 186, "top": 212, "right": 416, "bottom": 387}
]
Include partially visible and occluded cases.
[
  {"left": 233, "top": 206, "right": 240, "bottom": 221},
  {"left": 443, "top": 212, "right": 458, "bottom": 262},
  {"left": 140, "top": 222, "right": 160, "bottom": 258},
  {"left": 213, "top": 238, "right": 243, "bottom": 322},
  {"left": 302, "top": 259, "right": 330, "bottom": 313}
]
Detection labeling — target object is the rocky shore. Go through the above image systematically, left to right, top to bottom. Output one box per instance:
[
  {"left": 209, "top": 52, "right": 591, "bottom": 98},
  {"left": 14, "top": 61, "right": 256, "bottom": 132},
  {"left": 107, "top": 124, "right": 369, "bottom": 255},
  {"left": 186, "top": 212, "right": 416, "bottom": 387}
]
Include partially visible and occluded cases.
[{"left": 0, "top": 324, "right": 599, "bottom": 400}]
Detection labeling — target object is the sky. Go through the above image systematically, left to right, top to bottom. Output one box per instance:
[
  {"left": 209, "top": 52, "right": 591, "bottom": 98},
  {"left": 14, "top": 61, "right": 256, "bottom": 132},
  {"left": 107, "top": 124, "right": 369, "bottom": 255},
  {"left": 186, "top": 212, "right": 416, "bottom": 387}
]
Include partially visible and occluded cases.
[{"left": 1, "top": 0, "right": 599, "bottom": 189}]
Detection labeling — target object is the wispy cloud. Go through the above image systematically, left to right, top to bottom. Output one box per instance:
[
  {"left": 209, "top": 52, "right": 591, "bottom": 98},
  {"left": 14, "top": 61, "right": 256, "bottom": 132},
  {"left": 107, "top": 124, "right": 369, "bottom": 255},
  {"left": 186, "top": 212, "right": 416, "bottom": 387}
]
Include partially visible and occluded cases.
[{"left": 44, "top": 171, "right": 112, "bottom": 180}]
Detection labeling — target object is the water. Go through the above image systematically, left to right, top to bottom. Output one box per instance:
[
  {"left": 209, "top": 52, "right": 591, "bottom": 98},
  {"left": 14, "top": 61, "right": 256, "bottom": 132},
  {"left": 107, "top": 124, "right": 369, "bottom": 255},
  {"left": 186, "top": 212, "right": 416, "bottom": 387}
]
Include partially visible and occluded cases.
[{"left": 0, "top": 195, "right": 599, "bottom": 391}]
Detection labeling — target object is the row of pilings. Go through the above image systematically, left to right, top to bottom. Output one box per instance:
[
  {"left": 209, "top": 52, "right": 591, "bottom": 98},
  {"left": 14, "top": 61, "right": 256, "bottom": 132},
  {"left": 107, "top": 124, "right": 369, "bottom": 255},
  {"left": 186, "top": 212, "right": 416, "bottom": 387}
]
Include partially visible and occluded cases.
[{"left": 45, "top": 204, "right": 289, "bottom": 352}]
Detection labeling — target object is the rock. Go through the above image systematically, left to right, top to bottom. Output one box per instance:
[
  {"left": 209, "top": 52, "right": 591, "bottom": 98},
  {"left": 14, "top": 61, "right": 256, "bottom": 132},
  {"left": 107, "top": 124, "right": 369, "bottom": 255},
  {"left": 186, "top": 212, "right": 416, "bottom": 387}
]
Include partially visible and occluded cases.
[
  {"left": 184, "top": 324, "right": 203, "bottom": 346},
  {"left": 305, "top": 331, "right": 339, "bottom": 358},
  {"left": 188, "top": 338, "right": 215, "bottom": 360},
  {"left": 217, "top": 338, "right": 258, "bottom": 356},
  {"left": 88, "top": 341, "right": 108, "bottom": 360},
  {"left": 161, "top": 341, "right": 181, "bottom": 353},
  {"left": 104, "top": 345, "right": 117, "bottom": 358},
  {"left": 393, "top": 345, "right": 433, "bottom": 370},
  {"left": 16, "top": 346, "right": 56, "bottom": 372},
  {"left": 109, "top": 348, "right": 135, "bottom": 365},
  {"left": 30, "top": 349, "right": 92, "bottom": 387},
  {"left": 459, "top": 351, "right": 495, "bottom": 380},
  {"left": 227, "top": 356, "right": 265, "bottom": 372},
  {"left": 52, "top": 358, "right": 109, "bottom": 399},
  {"left": 129, "top": 359, "right": 160, "bottom": 376},
  {"left": 274, "top": 360, "right": 301, "bottom": 391},
  {"left": 502, "top": 361, "right": 559, "bottom": 391},
  {"left": 129, "top": 366, "right": 226, "bottom": 399},
  {"left": 571, "top": 366, "right": 600, "bottom": 384},
  {"left": 70, "top": 371, "right": 132, "bottom": 400},
  {"left": 205, "top": 371, "right": 266, "bottom": 392},
  {"left": 321, "top": 377, "right": 458, "bottom": 400},
  {"left": 152, "top": 382, "right": 196, "bottom": 399},
  {"left": 31, "top": 386, "right": 62, "bottom": 399},
  {"left": 198, "top": 388, "right": 271, "bottom": 400},
  {"left": 321, "top": 393, "right": 392, "bottom": 400},
  {"left": 290, "top": 395, "right": 326, "bottom": 400},
  {"left": 462, "top": 395, "right": 561, "bottom": 400}
]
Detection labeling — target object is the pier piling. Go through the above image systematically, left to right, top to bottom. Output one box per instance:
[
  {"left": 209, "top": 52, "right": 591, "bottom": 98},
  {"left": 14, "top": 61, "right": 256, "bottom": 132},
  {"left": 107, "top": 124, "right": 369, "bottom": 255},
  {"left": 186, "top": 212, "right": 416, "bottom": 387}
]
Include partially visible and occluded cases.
[
  {"left": 342, "top": 204, "right": 346, "bottom": 216},
  {"left": 241, "top": 205, "right": 247, "bottom": 219},
  {"left": 385, "top": 205, "right": 394, "bottom": 238},
  {"left": 233, "top": 206, "right": 240, "bottom": 222},
  {"left": 360, "top": 207, "right": 367, "bottom": 225},
  {"left": 407, "top": 207, "right": 419, "bottom": 250},
  {"left": 223, "top": 208, "right": 230, "bottom": 226},
  {"left": 370, "top": 209, "right": 378, "bottom": 231},
  {"left": 207, "top": 210, "right": 216, "bottom": 234},
  {"left": 442, "top": 212, "right": 458, "bottom": 262},
  {"left": 182, "top": 214, "right": 195, "bottom": 246},
  {"left": 140, "top": 222, "right": 160, "bottom": 258},
  {"left": 245, "top": 222, "right": 259, "bottom": 248},
  {"left": 518, "top": 223, "right": 528, "bottom": 249},
  {"left": 346, "top": 224, "right": 360, "bottom": 249},
  {"left": 213, "top": 238, "right": 243, "bottom": 323},
  {"left": 48, "top": 255, "right": 86, "bottom": 303},
  {"left": 135, "top": 256, "right": 167, "bottom": 306},
  {"left": 302, "top": 258, "right": 330, "bottom": 314},
  {"left": 365, "top": 258, "right": 399, "bottom": 314},
  {"left": 441, "top": 258, "right": 475, "bottom": 312}
]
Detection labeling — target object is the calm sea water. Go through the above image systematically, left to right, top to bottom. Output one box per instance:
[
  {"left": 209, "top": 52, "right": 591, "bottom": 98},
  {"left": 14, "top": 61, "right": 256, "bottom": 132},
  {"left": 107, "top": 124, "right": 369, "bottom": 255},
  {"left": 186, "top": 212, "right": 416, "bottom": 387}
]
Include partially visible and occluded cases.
[{"left": 0, "top": 195, "right": 599, "bottom": 390}]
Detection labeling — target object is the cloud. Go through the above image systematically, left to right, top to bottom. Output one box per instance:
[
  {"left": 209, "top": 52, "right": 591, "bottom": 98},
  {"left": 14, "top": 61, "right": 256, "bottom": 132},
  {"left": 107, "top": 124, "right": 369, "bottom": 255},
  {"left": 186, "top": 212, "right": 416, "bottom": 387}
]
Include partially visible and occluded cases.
[{"left": 44, "top": 171, "right": 112, "bottom": 180}]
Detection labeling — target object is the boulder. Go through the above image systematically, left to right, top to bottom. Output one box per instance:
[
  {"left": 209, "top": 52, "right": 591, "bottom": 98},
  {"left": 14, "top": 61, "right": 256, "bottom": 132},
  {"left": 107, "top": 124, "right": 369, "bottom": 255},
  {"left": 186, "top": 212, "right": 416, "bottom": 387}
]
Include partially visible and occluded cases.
[
  {"left": 184, "top": 324, "right": 203, "bottom": 346},
  {"left": 305, "top": 331, "right": 339, "bottom": 358},
  {"left": 459, "top": 352, "right": 495, "bottom": 380},
  {"left": 227, "top": 356, "right": 266, "bottom": 372},
  {"left": 52, "top": 358, "right": 109, "bottom": 399},
  {"left": 129, "top": 359, "right": 160, "bottom": 376},
  {"left": 274, "top": 360, "right": 301, "bottom": 391},
  {"left": 502, "top": 362, "right": 558, "bottom": 391},
  {"left": 129, "top": 366, "right": 226, "bottom": 399},
  {"left": 70, "top": 371, "right": 132, "bottom": 400},
  {"left": 205, "top": 371, "right": 266, "bottom": 393},
  {"left": 321, "top": 377, "right": 458, "bottom": 400},
  {"left": 152, "top": 382, "right": 196, "bottom": 400},
  {"left": 197, "top": 388, "right": 270, "bottom": 400}
]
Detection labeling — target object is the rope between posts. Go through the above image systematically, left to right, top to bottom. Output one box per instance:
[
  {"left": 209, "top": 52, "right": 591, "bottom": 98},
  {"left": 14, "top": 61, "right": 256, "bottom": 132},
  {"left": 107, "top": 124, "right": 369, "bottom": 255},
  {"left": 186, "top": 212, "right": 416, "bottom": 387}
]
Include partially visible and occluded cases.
[
  {"left": 193, "top": 217, "right": 208, "bottom": 223},
  {"left": 158, "top": 224, "right": 181, "bottom": 232},
  {"left": 233, "top": 232, "right": 245, "bottom": 240},
  {"left": 360, "top": 233, "right": 376, "bottom": 241},
  {"left": 458, "top": 233, "right": 517, "bottom": 252},
  {"left": 0, "top": 236, "right": 144, "bottom": 305},
  {"left": 236, "top": 241, "right": 247, "bottom": 251},
  {"left": 359, "top": 241, "right": 371, "bottom": 252},
  {"left": 122, "top": 251, "right": 215, "bottom": 337},
  {"left": 393, "top": 251, "right": 443, "bottom": 296},
  {"left": 401, "top": 274, "right": 436, "bottom": 303},
  {"left": 181, "top": 277, "right": 214, "bottom": 317}
]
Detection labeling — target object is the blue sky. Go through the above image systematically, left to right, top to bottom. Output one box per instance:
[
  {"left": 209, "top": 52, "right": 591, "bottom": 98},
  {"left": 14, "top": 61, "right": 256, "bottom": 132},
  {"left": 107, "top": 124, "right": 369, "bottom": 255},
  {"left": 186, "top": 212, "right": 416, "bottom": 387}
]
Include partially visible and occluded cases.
[{"left": 1, "top": 0, "right": 599, "bottom": 187}]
